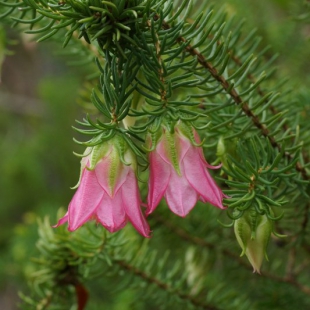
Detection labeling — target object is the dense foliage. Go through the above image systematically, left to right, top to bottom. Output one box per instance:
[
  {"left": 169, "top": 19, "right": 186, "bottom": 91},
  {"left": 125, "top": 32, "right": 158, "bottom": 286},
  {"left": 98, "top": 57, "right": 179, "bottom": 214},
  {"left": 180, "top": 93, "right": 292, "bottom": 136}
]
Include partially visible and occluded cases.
[{"left": 0, "top": 0, "right": 310, "bottom": 309}]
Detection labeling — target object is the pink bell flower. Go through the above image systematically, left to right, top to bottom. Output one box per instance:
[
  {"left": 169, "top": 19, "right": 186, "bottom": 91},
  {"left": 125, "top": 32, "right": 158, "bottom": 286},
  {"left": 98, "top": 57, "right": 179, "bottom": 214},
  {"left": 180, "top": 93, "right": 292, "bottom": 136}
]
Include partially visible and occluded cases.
[
  {"left": 147, "top": 122, "right": 226, "bottom": 217},
  {"left": 54, "top": 137, "right": 150, "bottom": 237}
]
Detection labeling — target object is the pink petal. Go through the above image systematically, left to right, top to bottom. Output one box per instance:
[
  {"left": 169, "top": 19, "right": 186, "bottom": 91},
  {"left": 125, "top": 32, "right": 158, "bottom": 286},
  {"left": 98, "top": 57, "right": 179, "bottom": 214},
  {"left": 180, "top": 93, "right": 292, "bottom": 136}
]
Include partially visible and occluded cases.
[
  {"left": 191, "top": 129, "right": 221, "bottom": 169},
  {"left": 156, "top": 132, "right": 191, "bottom": 167},
  {"left": 183, "top": 146, "right": 226, "bottom": 209},
  {"left": 147, "top": 150, "right": 171, "bottom": 215},
  {"left": 198, "top": 150, "right": 223, "bottom": 170},
  {"left": 95, "top": 155, "right": 129, "bottom": 197},
  {"left": 204, "top": 162, "right": 223, "bottom": 170},
  {"left": 68, "top": 168, "right": 104, "bottom": 231},
  {"left": 164, "top": 168, "right": 199, "bottom": 217},
  {"left": 122, "top": 170, "right": 151, "bottom": 237},
  {"left": 95, "top": 190, "right": 127, "bottom": 233},
  {"left": 52, "top": 212, "right": 68, "bottom": 228}
]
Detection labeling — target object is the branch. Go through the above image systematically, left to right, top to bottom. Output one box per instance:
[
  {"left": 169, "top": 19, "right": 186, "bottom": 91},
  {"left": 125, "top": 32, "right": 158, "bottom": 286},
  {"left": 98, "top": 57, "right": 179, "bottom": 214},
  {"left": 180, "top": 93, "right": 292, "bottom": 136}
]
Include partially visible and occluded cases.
[
  {"left": 160, "top": 19, "right": 309, "bottom": 180},
  {"left": 151, "top": 213, "right": 310, "bottom": 296},
  {"left": 116, "top": 260, "right": 219, "bottom": 310}
]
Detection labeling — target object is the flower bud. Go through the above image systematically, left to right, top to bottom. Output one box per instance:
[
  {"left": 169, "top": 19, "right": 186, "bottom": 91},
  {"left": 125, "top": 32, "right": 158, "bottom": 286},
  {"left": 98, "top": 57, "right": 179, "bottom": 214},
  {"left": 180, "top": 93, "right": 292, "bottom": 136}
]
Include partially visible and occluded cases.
[
  {"left": 216, "top": 136, "right": 238, "bottom": 173},
  {"left": 234, "top": 208, "right": 272, "bottom": 274}
]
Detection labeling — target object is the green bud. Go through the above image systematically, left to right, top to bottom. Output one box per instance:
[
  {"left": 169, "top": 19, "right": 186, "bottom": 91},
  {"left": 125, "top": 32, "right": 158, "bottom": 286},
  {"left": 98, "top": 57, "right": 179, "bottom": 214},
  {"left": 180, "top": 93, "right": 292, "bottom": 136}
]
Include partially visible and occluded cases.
[
  {"left": 216, "top": 136, "right": 238, "bottom": 173},
  {"left": 234, "top": 208, "right": 272, "bottom": 274}
]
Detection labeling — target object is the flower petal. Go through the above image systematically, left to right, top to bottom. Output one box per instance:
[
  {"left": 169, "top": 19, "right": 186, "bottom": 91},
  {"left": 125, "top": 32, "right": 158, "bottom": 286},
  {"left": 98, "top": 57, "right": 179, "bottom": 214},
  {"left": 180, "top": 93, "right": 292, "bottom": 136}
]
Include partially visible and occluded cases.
[
  {"left": 191, "top": 129, "right": 221, "bottom": 169},
  {"left": 156, "top": 132, "right": 191, "bottom": 167},
  {"left": 183, "top": 146, "right": 226, "bottom": 209},
  {"left": 147, "top": 150, "right": 171, "bottom": 215},
  {"left": 95, "top": 154, "right": 129, "bottom": 197},
  {"left": 68, "top": 168, "right": 103, "bottom": 231},
  {"left": 164, "top": 168, "right": 198, "bottom": 217},
  {"left": 122, "top": 170, "right": 151, "bottom": 237},
  {"left": 95, "top": 190, "right": 127, "bottom": 233},
  {"left": 52, "top": 212, "right": 68, "bottom": 228},
  {"left": 246, "top": 242, "right": 263, "bottom": 274}
]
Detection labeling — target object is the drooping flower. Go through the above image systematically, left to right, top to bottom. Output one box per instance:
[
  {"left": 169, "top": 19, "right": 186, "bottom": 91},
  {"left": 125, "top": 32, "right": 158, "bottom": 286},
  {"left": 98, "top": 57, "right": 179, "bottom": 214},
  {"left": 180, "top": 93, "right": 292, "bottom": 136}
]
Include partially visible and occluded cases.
[
  {"left": 147, "top": 121, "right": 226, "bottom": 217},
  {"left": 54, "top": 136, "right": 150, "bottom": 237},
  {"left": 234, "top": 208, "right": 272, "bottom": 274}
]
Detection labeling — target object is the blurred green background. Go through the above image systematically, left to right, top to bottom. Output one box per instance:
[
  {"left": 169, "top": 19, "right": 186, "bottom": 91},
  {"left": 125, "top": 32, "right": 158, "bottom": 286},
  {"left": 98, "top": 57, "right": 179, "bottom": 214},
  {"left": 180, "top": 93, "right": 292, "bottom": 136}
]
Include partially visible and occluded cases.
[
  {"left": 0, "top": 0, "right": 310, "bottom": 308},
  {"left": 0, "top": 34, "right": 86, "bottom": 307}
]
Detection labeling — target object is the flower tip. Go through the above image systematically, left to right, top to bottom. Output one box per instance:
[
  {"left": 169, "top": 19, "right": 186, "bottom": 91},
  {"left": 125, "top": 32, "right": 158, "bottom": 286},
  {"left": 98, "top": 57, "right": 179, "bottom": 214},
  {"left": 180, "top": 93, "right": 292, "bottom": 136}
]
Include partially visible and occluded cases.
[
  {"left": 209, "top": 162, "right": 223, "bottom": 170},
  {"left": 209, "top": 200, "right": 227, "bottom": 210},
  {"left": 218, "top": 204, "right": 228, "bottom": 210},
  {"left": 145, "top": 205, "right": 156, "bottom": 217},
  {"left": 176, "top": 211, "right": 189, "bottom": 218},
  {"left": 52, "top": 213, "right": 69, "bottom": 228},
  {"left": 104, "top": 223, "right": 126, "bottom": 233},
  {"left": 141, "top": 226, "right": 153, "bottom": 238},
  {"left": 67, "top": 227, "right": 77, "bottom": 232},
  {"left": 144, "top": 231, "right": 152, "bottom": 238}
]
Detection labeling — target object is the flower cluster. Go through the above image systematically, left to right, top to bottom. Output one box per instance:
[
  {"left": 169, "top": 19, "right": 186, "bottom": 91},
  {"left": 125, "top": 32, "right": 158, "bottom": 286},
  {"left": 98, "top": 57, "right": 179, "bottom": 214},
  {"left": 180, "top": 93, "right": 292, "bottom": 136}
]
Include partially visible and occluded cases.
[{"left": 55, "top": 122, "right": 226, "bottom": 236}]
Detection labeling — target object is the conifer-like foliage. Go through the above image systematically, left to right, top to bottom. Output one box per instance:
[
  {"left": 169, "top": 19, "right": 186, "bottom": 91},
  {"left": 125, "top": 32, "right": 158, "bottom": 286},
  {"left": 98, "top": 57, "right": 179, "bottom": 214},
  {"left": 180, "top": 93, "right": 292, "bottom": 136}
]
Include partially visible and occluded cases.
[{"left": 1, "top": 0, "right": 310, "bottom": 309}]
